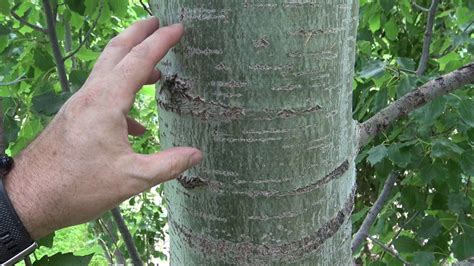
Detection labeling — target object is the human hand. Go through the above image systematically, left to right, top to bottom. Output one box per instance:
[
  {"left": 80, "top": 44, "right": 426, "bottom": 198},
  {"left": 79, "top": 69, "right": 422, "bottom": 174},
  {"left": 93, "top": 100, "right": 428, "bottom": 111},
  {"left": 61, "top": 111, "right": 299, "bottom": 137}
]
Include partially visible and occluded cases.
[{"left": 3, "top": 17, "right": 202, "bottom": 240}]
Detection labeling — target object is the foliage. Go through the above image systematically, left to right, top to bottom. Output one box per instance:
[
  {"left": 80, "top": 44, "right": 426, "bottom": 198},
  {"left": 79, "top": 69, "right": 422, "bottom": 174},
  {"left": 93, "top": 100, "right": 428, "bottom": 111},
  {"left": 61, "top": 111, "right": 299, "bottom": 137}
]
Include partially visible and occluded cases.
[
  {"left": 0, "top": 0, "right": 166, "bottom": 264},
  {"left": 353, "top": 0, "right": 474, "bottom": 264}
]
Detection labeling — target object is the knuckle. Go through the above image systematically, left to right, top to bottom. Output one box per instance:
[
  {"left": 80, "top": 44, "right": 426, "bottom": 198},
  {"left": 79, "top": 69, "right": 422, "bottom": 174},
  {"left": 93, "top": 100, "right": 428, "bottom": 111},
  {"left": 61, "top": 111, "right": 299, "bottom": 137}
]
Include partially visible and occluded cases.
[
  {"left": 106, "top": 36, "right": 130, "bottom": 49},
  {"left": 167, "top": 157, "right": 184, "bottom": 178}
]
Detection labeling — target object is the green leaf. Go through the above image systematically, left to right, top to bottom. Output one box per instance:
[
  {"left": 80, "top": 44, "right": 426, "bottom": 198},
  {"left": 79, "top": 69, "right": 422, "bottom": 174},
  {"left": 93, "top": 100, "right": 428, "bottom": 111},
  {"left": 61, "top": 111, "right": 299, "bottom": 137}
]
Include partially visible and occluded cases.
[
  {"left": 0, "top": 0, "right": 10, "bottom": 15},
  {"left": 65, "top": 0, "right": 86, "bottom": 15},
  {"left": 84, "top": 0, "right": 99, "bottom": 14},
  {"left": 109, "top": 0, "right": 129, "bottom": 17},
  {"left": 379, "top": 0, "right": 395, "bottom": 12},
  {"left": 399, "top": 0, "right": 413, "bottom": 23},
  {"left": 369, "top": 13, "right": 381, "bottom": 33},
  {"left": 384, "top": 19, "right": 399, "bottom": 40},
  {"left": 0, "top": 35, "right": 8, "bottom": 53},
  {"left": 75, "top": 48, "right": 100, "bottom": 61},
  {"left": 34, "top": 49, "right": 55, "bottom": 72},
  {"left": 437, "top": 52, "right": 461, "bottom": 71},
  {"left": 396, "top": 58, "right": 416, "bottom": 71},
  {"left": 359, "top": 61, "right": 386, "bottom": 79},
  {"left": 69, "top": 70, "right": 89, "bottom": 90},
  {"left": 396, "top": 75, "right": 416, "bottom": 98},
  {"left": 32, "top": 92, "right": 71, "bottom": 116},
  {"left": 411, "top": 97, "right": 446, "bottom": 126},
  {"left": 459, "top": 99, "right": 474, "bottom": 127},
  {"left": 10, "top": 118, "right": 44, "bottom": 156},
  {"left": 431, "top": 139, "right": 464, "bottom": 159},
  {"left": 367, "top": 144, "right": 388, "bottom": 165},
  {"left": 387, "top": 144, "right": 412, "bottom": 168},
  {"left": 460, "top": 150, "right": 474, "bottom": 176},
  {"left": 420, "top": 163, "right": 447, "bottom": 183},
  {"left": 402, "top": 186, "right": 427, "bottom": 211},
  {"left": 447, "top": 193, "right": 471, "bottom": 214},
  {"left": 352, "top": 206, "right": 370, "bottom": 223},
  {"left": 437, "top": 212, "right": 457, "bottom": 229},
  {"left": 417, "top": 216, "right": 442, "bottom": 239},
  {"left": 37, "top": 232, "right": 55, "bottom": 248},
  {"left": 451, "top": 233, "right": 474, "bottom": 260},
  {"left": 393, "top": 236, "right": 420, "bottom": 253},
  {"left": 412, "top": 251, "right": 435, "bottom": 266},
  {"left": 33, "top": 253, "right": 93, "bottom": 266},
  {"left": 369, "top": 262, "right": 386, "bottom": 266}
]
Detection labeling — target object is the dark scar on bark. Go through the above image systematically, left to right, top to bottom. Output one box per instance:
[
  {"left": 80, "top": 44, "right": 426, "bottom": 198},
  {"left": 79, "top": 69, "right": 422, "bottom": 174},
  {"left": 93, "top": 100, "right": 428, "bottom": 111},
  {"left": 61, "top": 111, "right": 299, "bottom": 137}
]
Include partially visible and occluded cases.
[
  {"left": 158, "top": 75, "right": 244, "bottom": 121},
  {"left": 177, "top": 175, "right": 207, "bottom": 189},
  {"left": 169, "top": 186, "right": 356, "bottom": 262}
]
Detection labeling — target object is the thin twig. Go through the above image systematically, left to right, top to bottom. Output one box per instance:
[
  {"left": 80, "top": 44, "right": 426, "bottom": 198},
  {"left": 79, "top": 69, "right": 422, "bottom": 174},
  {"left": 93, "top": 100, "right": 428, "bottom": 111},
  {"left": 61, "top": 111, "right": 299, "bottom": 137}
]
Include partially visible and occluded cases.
[
  {"left": 41, "top": 0, "right": 70, "bottom": 92},
  {"left": 62, "top": 0, "right": 104, "bottom": 62},
  {"left": 139, "top": 0, "right": 153, "bottom": 16},
  {"left": 416, "top": 0, "right": 439, "bottom": 76},
  {"left": 412, "top": 1, "right": 430, "bottom": 12},
  {"left": 10, "top": 5, "right": 47, "bottom": 33},
  {"left": 463, "top": 21, "right": 474, "bottom": 34},
  {"left": 358, "top": 62, "right": 474, "bottom": 148},
  {"left": 0, "top": 75, "right": 26, "bottom": 86},
  {"left": 352, "top": 172, "right": 399, "bottom": 252},
  {"left": 111, "top": 207, "right": 143, "bottom": 266},
  {"left": 384, "top": 211, "right": 420, "bottom": 257},
  {"left": 97, "top": 218, "right": 125, "bottom": 260},
  {"left": 368, "top": 236, "right": 410, "bottom": 265},
  {"left": 23, "top": 256, "right": 32, "bottom": 266}
]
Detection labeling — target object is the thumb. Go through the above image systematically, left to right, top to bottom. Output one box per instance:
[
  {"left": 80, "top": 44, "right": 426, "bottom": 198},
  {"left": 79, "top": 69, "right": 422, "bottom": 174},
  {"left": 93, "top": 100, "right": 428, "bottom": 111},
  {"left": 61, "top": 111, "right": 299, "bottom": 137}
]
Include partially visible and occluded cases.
[{"left": 127, "top": 147, "right": 203, "bottom": 192}]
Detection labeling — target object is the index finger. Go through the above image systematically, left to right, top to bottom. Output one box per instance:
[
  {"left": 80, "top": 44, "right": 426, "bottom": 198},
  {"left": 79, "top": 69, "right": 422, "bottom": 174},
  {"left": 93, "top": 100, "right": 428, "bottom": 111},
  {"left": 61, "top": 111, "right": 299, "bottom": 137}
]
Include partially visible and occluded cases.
[{"left": 112, "top": 23, "right": 184, "bottom": 111}]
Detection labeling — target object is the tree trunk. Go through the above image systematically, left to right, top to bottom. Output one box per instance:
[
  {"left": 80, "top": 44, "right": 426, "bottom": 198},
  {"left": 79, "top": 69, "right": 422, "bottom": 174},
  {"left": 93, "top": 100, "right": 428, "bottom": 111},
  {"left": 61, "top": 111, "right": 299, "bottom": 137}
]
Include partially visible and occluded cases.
[{"left": 152, "top": 1, "right": 359, "bottom": 264}]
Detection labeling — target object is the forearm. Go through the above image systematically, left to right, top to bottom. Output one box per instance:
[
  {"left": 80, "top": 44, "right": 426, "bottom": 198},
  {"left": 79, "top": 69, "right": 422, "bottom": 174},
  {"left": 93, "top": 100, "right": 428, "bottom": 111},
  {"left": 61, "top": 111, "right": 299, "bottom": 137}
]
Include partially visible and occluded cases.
[{"left": 4, "top": 151, "right": 57, "bottom": 240}]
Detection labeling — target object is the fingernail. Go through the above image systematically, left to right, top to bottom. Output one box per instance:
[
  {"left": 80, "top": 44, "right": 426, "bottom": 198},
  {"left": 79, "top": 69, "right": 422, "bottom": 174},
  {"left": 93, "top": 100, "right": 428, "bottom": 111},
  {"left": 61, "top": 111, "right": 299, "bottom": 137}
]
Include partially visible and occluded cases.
[
  {"left": 147, "top": 16, "right": 158, "bottom": 22},
  {"left": 170, "top": 23, "right": 184, "bottom": 29},
  {"left": 190, "top": 150, "right": 203, "bottom": 166}
]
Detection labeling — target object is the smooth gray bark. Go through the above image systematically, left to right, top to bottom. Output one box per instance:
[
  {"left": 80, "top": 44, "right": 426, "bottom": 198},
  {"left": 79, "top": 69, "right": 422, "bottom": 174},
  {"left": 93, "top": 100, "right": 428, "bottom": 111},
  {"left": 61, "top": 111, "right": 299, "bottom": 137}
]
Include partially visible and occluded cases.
[
  {"left": 415, "top": 0, "right": 439, "bottom": 77},
  {"left": 153, "top": 1, "right": 359, "bottom": 264},
  {"left": 359, "top": 63, "right": 474, "bottom": 148},
  {"left": 351, "top": 172, "right": 399, "bottom": 252}
]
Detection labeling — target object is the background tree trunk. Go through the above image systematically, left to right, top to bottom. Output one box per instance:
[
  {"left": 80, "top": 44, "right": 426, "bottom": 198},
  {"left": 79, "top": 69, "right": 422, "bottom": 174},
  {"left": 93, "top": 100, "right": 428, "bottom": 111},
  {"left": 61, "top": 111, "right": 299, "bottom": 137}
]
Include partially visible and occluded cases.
[{"left": 152, "top": 1, "right": 359, "bottom": 264}]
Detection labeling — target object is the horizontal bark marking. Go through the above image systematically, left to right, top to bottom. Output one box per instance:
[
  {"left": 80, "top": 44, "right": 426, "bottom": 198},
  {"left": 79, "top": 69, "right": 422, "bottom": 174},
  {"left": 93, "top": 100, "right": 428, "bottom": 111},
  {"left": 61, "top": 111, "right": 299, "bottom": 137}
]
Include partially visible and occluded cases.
[
  {"left": 158, "top": 75, "right": 323, "bottom": 121},
  {"left": 158, "top": 75, "right": 244, "bottom": 122},
  {"left": 230, "top": 160, "right": 350, "bottom": 198},
  {"left": 294, "top": 160, "right": 349, "bottom": 193},
  {"left": 171, "top": 186, "right": 356, "bottom": 263}
]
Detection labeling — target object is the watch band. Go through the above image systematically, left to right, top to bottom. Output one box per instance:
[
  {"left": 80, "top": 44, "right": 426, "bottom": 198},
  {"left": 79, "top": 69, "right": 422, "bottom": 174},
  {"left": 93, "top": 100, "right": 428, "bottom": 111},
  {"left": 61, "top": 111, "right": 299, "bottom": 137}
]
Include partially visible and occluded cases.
[{"left": 0, "top": 178, "right": 37, "bottom": 265}]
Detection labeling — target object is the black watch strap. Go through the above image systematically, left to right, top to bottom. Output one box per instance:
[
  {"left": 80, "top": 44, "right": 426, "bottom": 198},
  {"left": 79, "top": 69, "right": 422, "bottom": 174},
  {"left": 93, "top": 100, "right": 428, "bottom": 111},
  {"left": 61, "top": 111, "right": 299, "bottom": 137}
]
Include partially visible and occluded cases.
[{"left": 0, "top": 178, "right": 37, "bottom": 265}]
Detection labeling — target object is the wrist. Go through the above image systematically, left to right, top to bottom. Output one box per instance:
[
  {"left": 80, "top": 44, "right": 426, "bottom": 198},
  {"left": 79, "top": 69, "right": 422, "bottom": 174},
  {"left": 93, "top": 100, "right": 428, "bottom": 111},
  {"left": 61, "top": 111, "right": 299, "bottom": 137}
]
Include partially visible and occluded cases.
[{"left": 3, "top": 154, "right": 51, "bottom": 240}]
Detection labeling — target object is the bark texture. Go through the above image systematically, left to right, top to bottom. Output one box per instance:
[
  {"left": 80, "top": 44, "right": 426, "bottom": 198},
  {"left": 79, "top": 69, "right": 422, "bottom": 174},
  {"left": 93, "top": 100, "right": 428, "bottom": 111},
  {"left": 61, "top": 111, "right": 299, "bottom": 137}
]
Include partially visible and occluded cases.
[
  {"left": 153, "top": 1, "right": 359, "bottom": 264},
  {"left": 359, "top": 63, "right": 474, "bottom": 148}
]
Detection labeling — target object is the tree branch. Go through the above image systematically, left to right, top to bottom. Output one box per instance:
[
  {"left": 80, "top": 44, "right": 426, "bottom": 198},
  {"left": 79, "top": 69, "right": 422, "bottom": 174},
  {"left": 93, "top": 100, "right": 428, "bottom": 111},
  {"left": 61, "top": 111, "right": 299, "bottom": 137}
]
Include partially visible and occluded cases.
[
  {"left": 41, "top": 0, "right": 70, "bottom": 92},
  {"left": 62, "top": 0, "right": 104, "bottom": 62},
  {"left": 140, "top": 0, "right": 153, "bottom": 16},
  {"left": 416, "top": 0, "right": 439, "bottom": 76},
  {"left": 412, "top": 1, "right": 430, "bottom": 12},
  {"left": 10, "top": 7, "right": 47, "bottom": 34},
  {"left": 358, "top": 62, "right": 474, "bottom": 148},
  {"left": 0, "top": 74, "right": 27, "bottom": 86},
  {"left": 352, "top": 172, "right": 399, "bottom": 252},
  {"left": 110, "top": 207, "right": 143, "bottom": 266},
  {"left": 96, "top": 218, "right": 125, "bottom": 263},
  {"left": 368, "top": 236, "right": 409, "bottom": 265}
]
